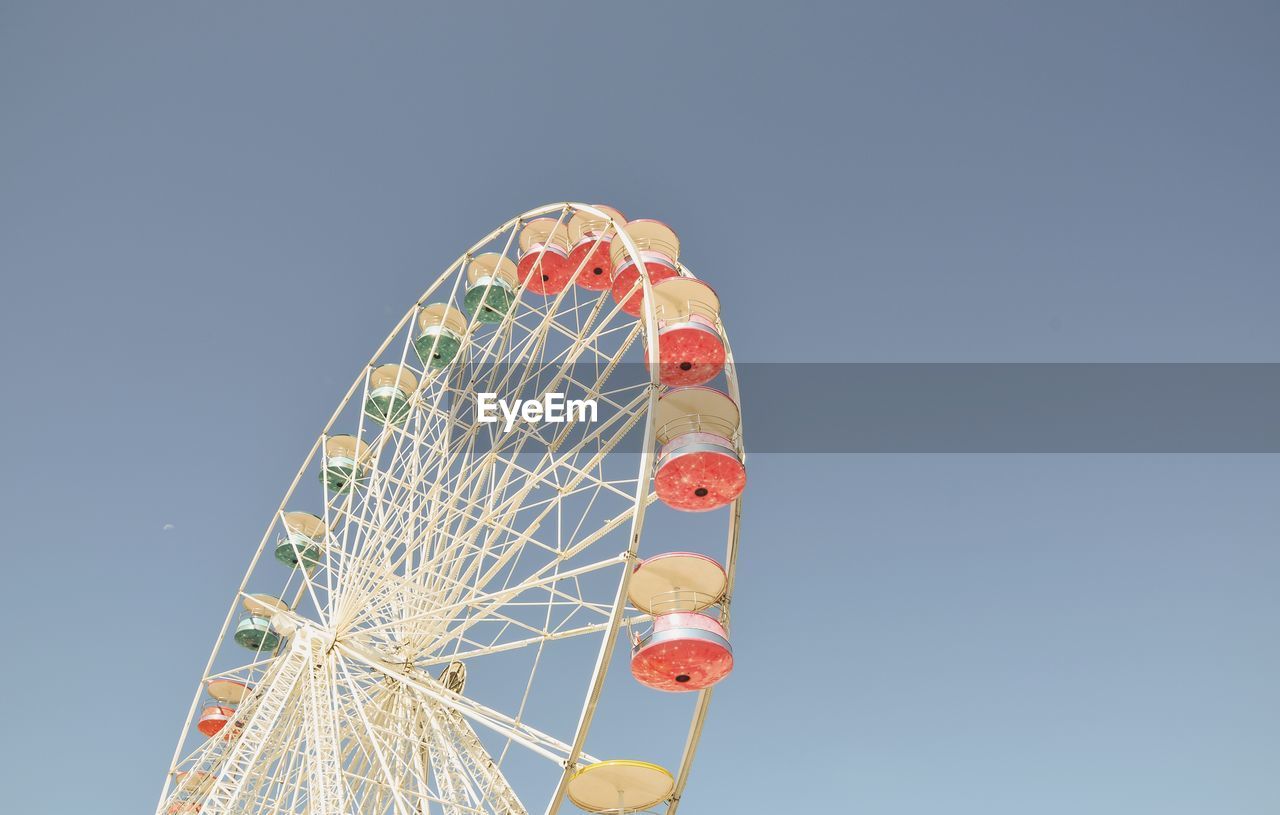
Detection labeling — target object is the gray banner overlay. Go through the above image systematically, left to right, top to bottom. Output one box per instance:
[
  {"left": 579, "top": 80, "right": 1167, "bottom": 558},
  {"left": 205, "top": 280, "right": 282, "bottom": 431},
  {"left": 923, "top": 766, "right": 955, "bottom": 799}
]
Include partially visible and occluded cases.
[
  {"left": 422, "top": 363, "right": 1280, "bottom": 453},
  {"left": 736, "top": 363, "right": 1280, "bottom": 453}
]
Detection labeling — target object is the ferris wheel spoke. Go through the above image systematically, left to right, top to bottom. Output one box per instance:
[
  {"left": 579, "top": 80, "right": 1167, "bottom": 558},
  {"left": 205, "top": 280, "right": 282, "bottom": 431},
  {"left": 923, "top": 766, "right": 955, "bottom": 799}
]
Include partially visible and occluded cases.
[
  {"left": 451, "top": 319, "right": 641, "bottom": 468},
  {"left": 368, "top": 367, "right": 638, "bottom": 557},
  {"left": 412, "top": 392, "right": 651, "bottom": 619},
  {"left": 326, "top": 430, "right": 506, "bottom": 616},
  {"left": 332, "top": 439, "right": 644, "bottom": 642},
  {"left": 487, "top": 452, "right": 638, "bottom": 505},
  {"left": 326, "top": 466, "right": 644, "bottom": 658},
  {"left": 405, "top": 497, "right": 654, "bottom": 656},
  {"left": 439, "top": 498, "right": 649, "bottom": 646},
  {"left": 340, "top": 524, "right": 622, "bottom": 658},
  {"left": 318, "top": 546, "right": 601, "bottom": 661},
  {"left": 346, "top": 553, "right": 625, "bottom": 643},
  {"left": 424, "top": 577, "right": 619, "bottom": 660},
  {"left": 353, "top": 589, "right": 602, "bottom": 661},
  {"left": 417, "top": 612, "right": 650, "bottom": 670},
  {"left": 300, "top": 634, "right": 347, "bottom": 815},
  {"left": 339, "top": 641, "right": 597, "bottom": 768},
  {"left": 333, "top": 652, "right": 423, "bottom": 815},
  {"left": 334, "top": 664, "right": 512, "bottom": 815},
  {"left": 333, "top": 678, "right": 407, "bottom": 814},
  {"left": 423, "top": 697, "right": 527, "bottom": 815},
  {"left": 233, "top": 699, "right": 308, "bottom": 809},
  {"left": 422, "top": 700, "right": 488, "bottom": 815},
  {"left": 422, "top": 716, "right": 467, "bottom": 814},
  {"left": 259, "top": 721, "right": 307, "bottom": 815},
  {"left": 246, "top": 724, "right": 311, "bottom": 815}
]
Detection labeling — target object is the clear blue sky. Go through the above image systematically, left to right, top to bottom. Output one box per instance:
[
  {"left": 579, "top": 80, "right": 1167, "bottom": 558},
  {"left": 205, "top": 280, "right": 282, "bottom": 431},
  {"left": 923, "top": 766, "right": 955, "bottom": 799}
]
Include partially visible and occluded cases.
[{"left": 2, "top": 3, "right": 1278, "bottom": 814}]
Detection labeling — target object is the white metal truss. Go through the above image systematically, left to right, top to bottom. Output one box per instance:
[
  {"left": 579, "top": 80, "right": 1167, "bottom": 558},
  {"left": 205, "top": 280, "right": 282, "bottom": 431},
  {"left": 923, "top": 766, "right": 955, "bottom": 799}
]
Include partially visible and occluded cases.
[
  {"left": 153, "top": 203, "right": 744, "bottom": 815},
  {"left": 302, "top": 630, "right": 347, "bottom": 815},
  {"left": 200, "top": 637, "right": 310, "bottom": 814},
  {"left": 433, "top": 702, "right": 527, "bottom": 815}
]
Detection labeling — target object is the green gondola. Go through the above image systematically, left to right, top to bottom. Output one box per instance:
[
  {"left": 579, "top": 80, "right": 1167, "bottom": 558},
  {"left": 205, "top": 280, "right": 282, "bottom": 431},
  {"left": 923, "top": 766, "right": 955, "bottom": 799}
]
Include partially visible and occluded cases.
[{"left": 364, "top": 364, "right": 419, "bottom": 425}]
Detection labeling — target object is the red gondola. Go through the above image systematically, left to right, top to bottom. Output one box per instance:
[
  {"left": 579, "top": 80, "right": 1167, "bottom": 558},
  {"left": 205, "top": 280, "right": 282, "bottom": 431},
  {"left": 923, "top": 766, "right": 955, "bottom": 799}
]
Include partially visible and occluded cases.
[
  {"left": 567, "top": 205, "right": 625, "bottom": 291},
  {"left": 517, "top": 218, "right": 573, "bottom": 295},
  {"left": 609, "top": 219, "right": 681, "bottom": 317},
  {"left": 644, "top": 277, "right": 725, "bottom": 387},
  {"left": 652, "top": 387, "right": 745, "bottom": 512},
  {"left": 629, "top": 552, "right": 733, "bottom": 691},
  {"left": 197, "top": 678, "right": 250, "bottom": 738},
  {"left": 196, "top": 704, "right": 234, "bottom": 737}
]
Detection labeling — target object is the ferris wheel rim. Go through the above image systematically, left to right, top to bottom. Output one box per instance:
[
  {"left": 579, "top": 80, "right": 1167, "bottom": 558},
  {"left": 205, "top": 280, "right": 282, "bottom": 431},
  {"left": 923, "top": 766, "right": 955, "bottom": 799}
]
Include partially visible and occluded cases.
[{"left": 156, "top": 202, "right": 744, "bottom": 815}]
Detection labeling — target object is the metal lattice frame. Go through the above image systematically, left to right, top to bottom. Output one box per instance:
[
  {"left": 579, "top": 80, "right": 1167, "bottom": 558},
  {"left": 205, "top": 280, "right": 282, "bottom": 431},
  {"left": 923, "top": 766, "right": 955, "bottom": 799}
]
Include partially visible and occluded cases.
[{"left": 154, "top": 203, "right": 744, "bottom": 815}]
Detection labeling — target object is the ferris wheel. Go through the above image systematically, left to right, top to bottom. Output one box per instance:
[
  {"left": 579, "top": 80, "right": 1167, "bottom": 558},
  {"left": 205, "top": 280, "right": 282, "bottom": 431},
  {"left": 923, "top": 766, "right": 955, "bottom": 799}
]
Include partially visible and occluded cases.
[{"left": 155, "top": 203, "right": 747, "bottom": 815}]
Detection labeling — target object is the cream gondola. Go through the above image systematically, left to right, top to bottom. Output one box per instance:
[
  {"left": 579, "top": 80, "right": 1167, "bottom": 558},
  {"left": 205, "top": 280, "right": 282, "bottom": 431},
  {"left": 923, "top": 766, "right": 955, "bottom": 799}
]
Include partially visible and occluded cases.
[{"left": 566, "top": 760, "right": 675, "bottom": 814}]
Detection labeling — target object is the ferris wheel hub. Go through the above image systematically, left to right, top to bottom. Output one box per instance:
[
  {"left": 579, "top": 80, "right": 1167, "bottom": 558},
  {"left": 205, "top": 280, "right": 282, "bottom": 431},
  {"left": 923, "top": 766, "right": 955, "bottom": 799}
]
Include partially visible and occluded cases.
[{"left": 268, "top": 612, "right": 298, "bottom": 637}]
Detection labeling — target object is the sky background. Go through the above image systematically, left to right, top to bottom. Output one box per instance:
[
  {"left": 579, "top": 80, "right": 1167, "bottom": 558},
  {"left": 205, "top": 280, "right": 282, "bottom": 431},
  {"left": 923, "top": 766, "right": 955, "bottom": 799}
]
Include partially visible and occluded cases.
[{"left": 2, "top": 2, "right": 1279, "bottom": 814}]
